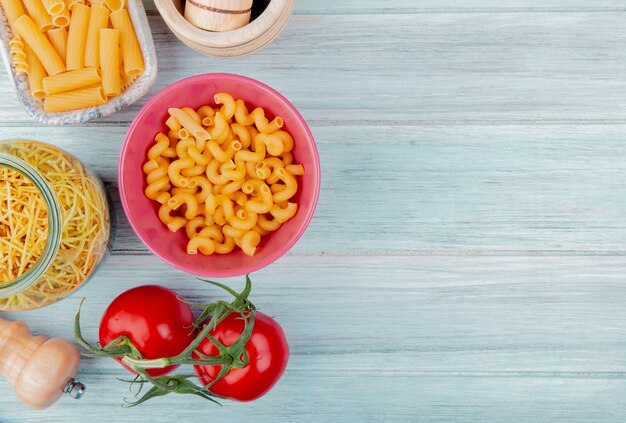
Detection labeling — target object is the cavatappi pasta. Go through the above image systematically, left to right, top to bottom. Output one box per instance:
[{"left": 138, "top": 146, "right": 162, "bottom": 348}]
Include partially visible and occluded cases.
[
  {"left": 0, "top": 0, "right": 144, "bottom": 112},
  {"left": 143, "top": 93, "right": 304, "bottom": 257},
  {"left": 0, "top": 141, "right": 109, "bottom": 311},
  {"left": 0, "top": 167, "right": 48, "bottom": 283}
]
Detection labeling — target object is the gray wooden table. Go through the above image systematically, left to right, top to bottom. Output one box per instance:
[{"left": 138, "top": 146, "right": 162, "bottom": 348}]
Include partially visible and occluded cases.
[{"left": 2, "top": 1, "right": 626, "bottom": 421}]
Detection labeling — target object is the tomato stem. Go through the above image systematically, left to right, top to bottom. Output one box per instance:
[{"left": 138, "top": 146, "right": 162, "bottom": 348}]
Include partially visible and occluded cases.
[{"left": 74, "top": 275, "right": 258, "bottom": 407}]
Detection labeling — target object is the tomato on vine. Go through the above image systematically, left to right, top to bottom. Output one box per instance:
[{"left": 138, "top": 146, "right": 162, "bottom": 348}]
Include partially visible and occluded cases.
[
  {"left": 74, "top": 276, "right": 289, "bottom": 406},
  {"left": 97, "top": 285, "right": 197, "bottom": 377},
  {"left": 193, "top": 311, "right": 289, "bottom": 401}
]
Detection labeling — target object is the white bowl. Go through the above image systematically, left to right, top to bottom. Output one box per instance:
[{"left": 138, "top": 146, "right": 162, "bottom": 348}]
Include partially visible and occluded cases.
[{"left": 0, "top": 1, "right": 157, "bottom": 125}]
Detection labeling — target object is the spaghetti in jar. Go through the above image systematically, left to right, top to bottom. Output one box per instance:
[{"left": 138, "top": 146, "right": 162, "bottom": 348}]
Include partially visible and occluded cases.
[{"left": 0, "top": 140, "right": 110, "bottom": 311}]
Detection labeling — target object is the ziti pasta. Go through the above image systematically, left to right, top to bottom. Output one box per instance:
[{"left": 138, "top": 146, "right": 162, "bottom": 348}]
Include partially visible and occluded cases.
[
  {"left": 0, "top": 0, "right": 144, "bottom": 113},
  {"left": 143, "top": 93, "right": 304, "bottom": 257},
  {"left": 0, "top": 140, "right": 110, "bottom": 311}
]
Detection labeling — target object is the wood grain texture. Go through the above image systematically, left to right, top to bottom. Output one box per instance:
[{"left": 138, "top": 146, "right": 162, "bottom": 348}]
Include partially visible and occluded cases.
[
  {"left": 1, "top": 0, "right": 625, "bottom": 421},
  {"left": 144, "top": 0, "right": 626, "bottom": 14},
  {"left": 292, "top": 1, "right": 626, "bottom": 14},
  {"left": 2, "top": 9, "right": 626, "bottom": 123},
  {"left": 2, "top": 124, "right": 626, "bottom": 254},
  {"left": 1, "top": 255, "right": 626, "bottom": 422}
]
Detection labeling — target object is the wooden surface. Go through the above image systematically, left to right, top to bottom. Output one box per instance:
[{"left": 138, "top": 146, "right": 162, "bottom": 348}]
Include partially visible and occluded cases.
[{"left": 1, "top": 0, "right": 626, "bottom": 421}]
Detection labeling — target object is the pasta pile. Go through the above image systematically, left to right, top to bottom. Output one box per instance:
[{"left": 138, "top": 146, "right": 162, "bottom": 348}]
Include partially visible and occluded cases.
[
  {"left": 0, "top": 0, "right": 144, "bottom": 113},
  {"left": 144, "top": 92, "right": 304, "bottom": 257},
  {"left": 0, "top": 141, "right": 109, "bottom": 311},
  {"left": 0, "top": 167, "right": 48, "bottom": 283}
]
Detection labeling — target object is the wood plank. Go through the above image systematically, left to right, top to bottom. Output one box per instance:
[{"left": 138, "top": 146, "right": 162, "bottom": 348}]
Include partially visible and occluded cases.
[
  {"left": 142, "top": 0, "right": 626, "bottom": 14},
  {"left": 291, "top": 0, "right": 626, "bottom": 14},
  {"left": 3, "top": 12, "right": 626, "bottom": 123},
  {"left": 2, "top": 124, "right": 626, "bottom": 254},
  {"left": 1, "top": 254, "right": 626, "bottom": 421},
  {"left": 11, "top": 254, "right": 626, "bottom": 371},
  {"left": 2, "top": 373, "right": 626, "bottom": 422}
]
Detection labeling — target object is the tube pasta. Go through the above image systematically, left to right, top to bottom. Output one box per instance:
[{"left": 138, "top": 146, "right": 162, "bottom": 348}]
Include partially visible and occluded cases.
[
  {"left": 0, "top": 0, "right": 25, "bottom": 27},
  {"left": 6, "top": 0, "right": 144, "bottom": 111},
  {"left": 21, "top": 0, "right": 53, "bottom": 31},
  {"left": 41, "top": 0, "right": 64, "bottom": 15},
  {"left": 66, "top": 0, "right": 83, "bottom": 10},
  {"left": 103, "top": 0, "right": 123, "bottom": 11},
  {"left": 65, "top": 3, "right": 88, "bottom": 70},
  {"left": 84, "top": 4, "right": 109, "bottom": 68},
  {"left": 51, "top": 7, "right": 69, "bottom": 27},
  {"left": 110, "top": 8, "right": 143, "bottom": 76},
  {"left": 13, "top": 15, "right": 65, "bottom": 75},
  {"left": 46, "top": 27, "right": 67, "bottom": 62},
  {"left": 99, "top": 28, "right": 120, "bottom": 96},
  {"left": 26, "top": 45, "right": 46, "bottom": 97},
  {"left": 43, "top": 67, "right": 100, "bottom": 94},
  {"left": 120, "top": 70, "right": 136, "bottom": 89},
  {"left": 43, "top": 85, "right": 106, "bottom": 112},
  {"left": 214, "top": 92, "right": 235, "bottom": 119},
  {"left": 143, "top": 93, "right": 305, "bottom": 256},
  {"left": 197, "top": 105, "right": 215, "bottom": 122},
  {"left": 182, "top": 106, "right": 201, "bottom": 124},
  {"left": 250, "top": 107, "right": 283, "bottom": 133},
  {"left": 168, "top": 108, "right": 210, "bottom": 141},
  {"left": 209, "top": 111, "right": 228, "bottom": 140},
  {"left": 166, "top": 116, "right": 181, "bottom": 132},
  {"left": 148, "top": 133, "right": 170, "bottom": 160},
  {"left": 175, "top": 138, "right": 194, "bottom": 159},
  {"left": 187, "top": 144, "right": 210, "bottom": 166},
  {"left": 168, "top": 158, "right": 195, "bottom": 188},
  {"left": 181, "top": 163, "right": 205, "bottom": 178},
  {"left": 286, "top": 164, "right": 304, "bottom": 175},
  {"left": 272, "top": 168, "right": 298, "bottom": 203},
  {"left": 145, "top": 176, "right": 170, "bottom": 202},
  {"left": 242, "top": 179, "right": 272, "bottom": 214},
  {"left": 167, "top": 193, "right": 198, "bottom": 220},
  {"left": 270, "top": 202, "right": 298, "bottom": 223},
  {"left": 158, "top": 203, "right": 186, "bottom": 232},
  {"left": 229, "top": 209, "right": 257, "bottom": 231},
  {"left": 257, "top": 214, "right": 282, "bottom": 232},
  {"left": 184, "top": 216, "right": 204, "bottom": 239},
  {"left": 198, "top": 225, "right": 224, "bottom": 243},
  {"left": 240, "top": 231, "right": 261, "bottom": 256},
  {"left": 187, "top": 236, "right": 215, "bottom": 255},
  {"left": 214, "top": 236, "right": 235, "bottom": 254}
]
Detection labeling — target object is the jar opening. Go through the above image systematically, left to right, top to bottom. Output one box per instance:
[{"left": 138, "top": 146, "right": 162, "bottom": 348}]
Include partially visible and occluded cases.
[{"left": 0, "top": 153, "right": 62, "bottom": 296}]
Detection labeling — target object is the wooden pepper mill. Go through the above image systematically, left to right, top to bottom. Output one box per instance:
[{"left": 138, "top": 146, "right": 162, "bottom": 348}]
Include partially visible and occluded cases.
[{"left": 0, "top": 318, "right": 84, "bottom": 409}]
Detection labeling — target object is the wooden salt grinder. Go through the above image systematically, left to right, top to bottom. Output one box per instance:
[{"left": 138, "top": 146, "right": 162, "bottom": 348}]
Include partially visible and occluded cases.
[{"left": 0, "top": 318, "right": 84, "bottom": 409}]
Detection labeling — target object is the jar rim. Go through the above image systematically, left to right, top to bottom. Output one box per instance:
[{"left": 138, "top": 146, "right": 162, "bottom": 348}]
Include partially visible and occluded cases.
[{"left": 0, "top": 153, "right": 62, "bottom": 297}]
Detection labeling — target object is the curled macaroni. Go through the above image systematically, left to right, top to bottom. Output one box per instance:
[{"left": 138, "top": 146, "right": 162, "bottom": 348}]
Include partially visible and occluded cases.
[{"left": 143, "top": 93, "right": 305, "bottom": 256}]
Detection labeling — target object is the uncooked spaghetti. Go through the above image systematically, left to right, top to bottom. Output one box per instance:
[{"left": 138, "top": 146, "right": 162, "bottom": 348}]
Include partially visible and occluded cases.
[
  {"left": 0, "top": 141, "right": 109, "bottom": 311},
  {"left": 0, "top": 167, "right": 48, "bottom": 283}
]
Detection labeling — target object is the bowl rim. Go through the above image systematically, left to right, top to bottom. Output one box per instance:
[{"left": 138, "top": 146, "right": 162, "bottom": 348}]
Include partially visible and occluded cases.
[{"left": 119, "top": 72, "right": 321, "bottom": 277}]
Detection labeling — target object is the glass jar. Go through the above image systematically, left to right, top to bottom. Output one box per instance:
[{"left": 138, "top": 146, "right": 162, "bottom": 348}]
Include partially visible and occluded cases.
[{"left": 0, "top": 140, "right": 110, "bottom": 311}]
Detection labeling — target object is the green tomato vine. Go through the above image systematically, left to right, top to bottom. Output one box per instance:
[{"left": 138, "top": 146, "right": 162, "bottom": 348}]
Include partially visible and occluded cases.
[{"left": 74, "top": 276, "right": 256, "bottom": 407}]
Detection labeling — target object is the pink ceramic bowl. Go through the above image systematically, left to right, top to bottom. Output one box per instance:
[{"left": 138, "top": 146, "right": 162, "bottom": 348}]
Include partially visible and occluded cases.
[{"left": 119, "top": 73, "right": 320, "bottom": 277}]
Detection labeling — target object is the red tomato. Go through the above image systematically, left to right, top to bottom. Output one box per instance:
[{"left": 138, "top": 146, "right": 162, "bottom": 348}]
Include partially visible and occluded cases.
[
  {"left": 99, "top": 285, "right": 196, "bottom": 377},
  {"left": 193, "top": 312, "right": 289, "bottom": 401}
]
